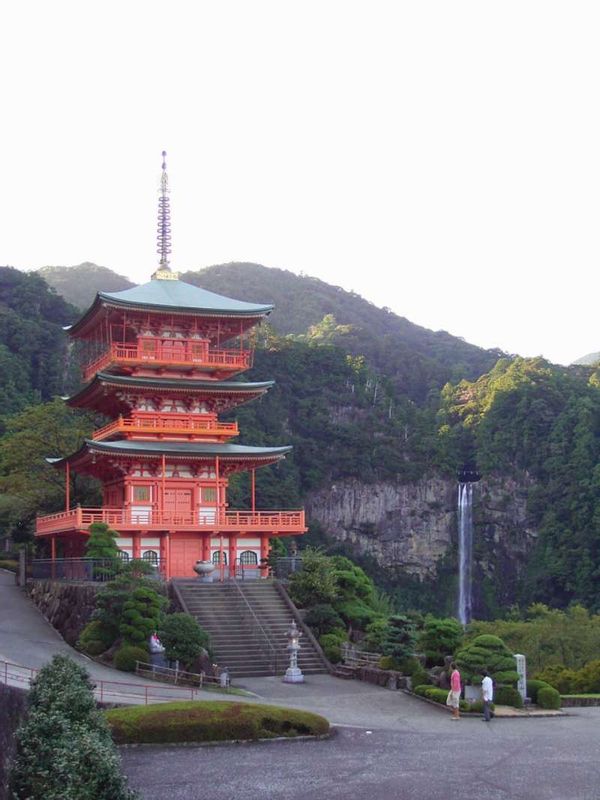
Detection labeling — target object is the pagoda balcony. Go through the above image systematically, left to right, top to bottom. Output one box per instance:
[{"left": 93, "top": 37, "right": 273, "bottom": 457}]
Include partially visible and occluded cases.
[
  {"left": 83, "top": 339, "right": 253, "bottom": 381},
  {"left": 92, "top": 414, "right": 239, "bottom": 442},
  {"left": 36, "top": 507, "right": 306, "bottom": 536}
]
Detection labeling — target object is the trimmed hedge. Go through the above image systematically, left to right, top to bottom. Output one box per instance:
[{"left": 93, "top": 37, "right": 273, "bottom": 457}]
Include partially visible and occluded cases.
[
  {"left": 0, "top": 559, "right": 18, "bottom": 572},
  {"left": 114, "top": 644, "right": 148, "bottom": 672},
  {"left": 527, "top": 679, "right": 551, "bottom": 704},
  {"left": 412, "top": 685, "right": 493, "bottom": 714},
  {"left": 494, "top": 685, "right": 523, "bottom": 709},
  {"left": 537, "top": 686, "right": 561, "bottom": 710},
  {"left": 105, "top": 701, "right": 330, "bottom": 744}
]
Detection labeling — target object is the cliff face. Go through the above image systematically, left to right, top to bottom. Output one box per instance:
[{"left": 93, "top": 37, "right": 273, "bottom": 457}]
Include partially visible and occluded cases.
[{"left": 306, "top": 473, "right": 537, "bottom": 613}]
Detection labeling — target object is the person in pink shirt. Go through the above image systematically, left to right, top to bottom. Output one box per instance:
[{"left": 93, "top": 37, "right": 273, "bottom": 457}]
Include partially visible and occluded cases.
[{"left": 447, "top": 662, "right": 462, "bottom": 720}]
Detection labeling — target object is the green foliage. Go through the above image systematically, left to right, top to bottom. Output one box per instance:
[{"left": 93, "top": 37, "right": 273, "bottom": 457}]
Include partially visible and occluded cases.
[
  {"left": 0, "top": 399, "right": 98, "bottom": 542},
  {"left": 85, "top": 522, "right": 121, "bottom": 568},
  {"left": 288, "top": 548, "right": 339, "bottom": 607},
  {"left": 119, "top": 586, "right": 166, "bottom": 646},
  {"left": 304, "top": 604, "right": 345, "bottom": 637},
  {"left": 468, "top": 604, "right": 600, "bottom": 672},
  {"left": 157, "top": 613, "right": 210, "bottom": 669},
  {"left": 381, "top": 615, "right": 417, "bottom": 662},
  {"left": 419, "top": 616, "right": 464, "bottom": 665},
  {"left": 364, "top": 618, "right": 389, "bottom": 652},
  {"left": 78, "top": 620, "right": 117, "bottom": 656},
  {"left": 319, "top": 630, "right": 347, "bottom": 663},
  {"left": 455, "top": 634, "right": 518, "bottom": 686},
  {"left": 113, "top": 645, "right": 149, "bottom": 672},
  {"left": 9, "top": 654, "right": 136, "bottom": 799},
  {"left": 378, "top": 655, "right": 400, "bottom": 670},
  {"left": 536, "top": 659, "right": 600, "bottom": 694},
  {"left": 410, "top": 666, "right": 431, "bottom": 687},
  {"left": 527, "top": 679, "right": 553, "bottom": 704},
  {"left": 412, "top": 685, "right": 492, "bottom": 713},
  {"left": 494, "top": 685, "right": 523, "bottom": 708},
  {"left": 537, "top": 686, "right": 561, "bottom": 709},
  {"left": 106, "top": 700, "right": 329, "bottom": 744}
]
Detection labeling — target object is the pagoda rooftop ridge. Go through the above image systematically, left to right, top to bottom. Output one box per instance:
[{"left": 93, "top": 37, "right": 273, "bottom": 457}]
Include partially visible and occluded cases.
[
  {"left": 66, "top": 278, "right": 273, "bottom": 336},
  {"left": 47, "top": 439, "right": 292, "bottom": 468}
]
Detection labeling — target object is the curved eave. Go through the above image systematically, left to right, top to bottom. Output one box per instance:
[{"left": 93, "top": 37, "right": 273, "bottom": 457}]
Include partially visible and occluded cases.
[
  {"left": 68, "top": 280, "right": 273, "bottom": 338},
  {"left": 66, "top": 373, "right": 274, "bottom": 408},
  {"left": 49, "top": 440, "right": 292, "bottom": 469}
]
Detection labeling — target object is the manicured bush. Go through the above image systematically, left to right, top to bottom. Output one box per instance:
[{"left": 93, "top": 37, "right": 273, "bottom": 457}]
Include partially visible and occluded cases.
[
  {"left": 0, "top": 558, "right": 18, "bottom": 572},
  {"left": 119, "top": 586, "right": 166, "bottom": 646},
  {"left": 304, "top": 603, "right": 345, "bottom": 637},
  {"left": 157, "top": 613, "right": 210, "bottom": 669},
  {"left": 381, "top": 615, "right": 417, "bottom": 662},
  {"left": 419, "top": 616, "right": 464, "bottom": 666},
  {"left": 364, "top": 618, "right": 388, "bottom": 652},
  {"left": 78, "top": 619, "right": 117, "bottom": 656},
  {"left": 319, "top": 632, "right": 345, "bottom": 663},
  {"left": 456, "top": 634, "right": 519, "bottom": 685},
  {"left": 114, "top": 645, "right": 148, "bottom": 672},
  {"left": 9, "top": 655, "right": 136, "bottom": 800},
  {"left": 378, "top": 655, "right": 400, "bottom": 671},
  {"left": 396, "top": 657, "right": 421, "bottom": 676},
  {"left": 573, "top": 659, "right": 600, "bottom": 693},
  {"left": 410, "top": 666, "right": 430, "bottom": 687},
  {"left": 527, "top": 679, "right": 552, "bottom": 704},
  {"left": 413, "top": 685, "right": 494, "bottom": 714},
  {"left": 494, "top": 685, "right": 523, "bottom": 708},
  {"left": 537, "top": 685, "right": 561, "bottom": 710},
  {"left": 105, "top": 701, "right": 330, "bottom": 744}
]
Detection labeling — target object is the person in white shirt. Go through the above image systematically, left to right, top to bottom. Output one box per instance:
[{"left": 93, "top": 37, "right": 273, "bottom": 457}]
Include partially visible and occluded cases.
[{"left": 481, "top": 670, "right": 494, "bottom": 722}]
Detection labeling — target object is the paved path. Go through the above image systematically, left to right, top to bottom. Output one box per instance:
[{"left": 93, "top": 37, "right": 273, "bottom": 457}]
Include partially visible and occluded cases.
[
  {"left": 0, "top": 570, "right": 232, "bottom": 703},
  {"left": 3, "top": 571, "right": 599, "bottom": 799}
]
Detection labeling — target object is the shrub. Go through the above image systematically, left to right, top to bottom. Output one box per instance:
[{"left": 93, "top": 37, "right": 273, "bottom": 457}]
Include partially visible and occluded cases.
[
  {"left": 288, "top": 548, "right": 338, "bottom": 607},
  {"left": 0, "top": 558, "right": 18, "bottom": 572},
  {"left": 119, "top": 586, "right": 167, "bottom": 646},
  {"left": 336, "top": 599, "right": 379, "bottom": 629},
  {"left": 304, "top": 604, "right": 345, "bottom": 637},
  {"left": 157, "top": 613, "right": 210, "bottom": 669},
  {"left": 381, "top": 615, "right": 417, "bottom": 662},
  {"left": 419, "top": 616, "right": 464, "bottom": 666},
  {"left": 364, "top": 618, "right": 388, "bottom": 652},
  {"left": 78, "top": 620, "right": 117, "bottom": 656},
  {"left": 319, "top": 632, "right": 346, "bottom": 663},
  {"left": 456, "top": 634, "right": 518, "bottom": 685},
  {"left": 114, "top": 645, "right": 148, "bottom": 672},
  {"left": 9, "top": 655, "right": 136, "bottom": 800},
  {"left": 378, "top": 655, "right": 400, "bottom": 671},
  {"left": 395, "top": 657, "right": 421, "bottom": 676},
  {"left": 573, "top": 659, "right": 600, "bottom": 693},
  {"left": 536, "top": 665, "right": 578, "bottom": 694},
  {"left": 410, "top": 666, "right": 430, "bottom": 688},
  {"left": 527, "top": 679, "right": 552, "bottom": 704},
  {"left": 413, "top": 685, "right": 494, "bottom": 714},
  {"left": 494, "top": 685, "right": 523, "bottom": 708},
  {"left": 537, "top": 686, "right": 561, "bottom": 709},
  {"left": 105, "top": 701, "right": 330, "bottom": 744}
]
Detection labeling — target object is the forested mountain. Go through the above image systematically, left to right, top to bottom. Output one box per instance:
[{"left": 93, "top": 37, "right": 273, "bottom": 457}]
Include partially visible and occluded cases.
[
  {"left": 32, "top": 261, "right": 505, "bottom": 403},
  {"left": 3, "top": 263, "right": 600, "bottom": 617},
  {"left": 36, "top": 263, "right": 134, "bottom": 310},
  {"left": 0, "top": 267, "right": 79, "bottom": 415}
]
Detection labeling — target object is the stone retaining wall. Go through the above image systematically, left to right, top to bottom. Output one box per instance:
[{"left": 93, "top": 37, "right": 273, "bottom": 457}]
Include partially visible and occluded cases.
[
  {"left": 26, "top": 581, "right": 101, "bottom": 646},
  {"left": 560, "top": 696, "right": 600, "bottom": 707}
]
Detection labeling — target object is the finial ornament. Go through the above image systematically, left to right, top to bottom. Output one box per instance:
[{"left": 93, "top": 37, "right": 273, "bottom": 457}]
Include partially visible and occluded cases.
[{"left": 152, "top": 150, "right": 180, "bottom": 280}]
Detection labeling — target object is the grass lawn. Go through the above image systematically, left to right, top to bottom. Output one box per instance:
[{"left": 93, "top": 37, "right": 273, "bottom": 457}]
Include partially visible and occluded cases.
[
  {"left": 561, "top": 693, "right": 600, "bottom": 698},
  {"left": 106, "top": 700, "right": 330, "bottom": 745}
]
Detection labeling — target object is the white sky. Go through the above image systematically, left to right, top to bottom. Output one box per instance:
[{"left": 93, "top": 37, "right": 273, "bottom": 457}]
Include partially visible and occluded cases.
[{"left": 1, "top": 1, "right": 599, "bottom": 365}]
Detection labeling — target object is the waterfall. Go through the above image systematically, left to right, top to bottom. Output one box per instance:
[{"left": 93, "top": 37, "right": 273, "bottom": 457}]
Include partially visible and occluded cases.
[{"left": 457, "top": 482, "right": 474, "bottom": 625}]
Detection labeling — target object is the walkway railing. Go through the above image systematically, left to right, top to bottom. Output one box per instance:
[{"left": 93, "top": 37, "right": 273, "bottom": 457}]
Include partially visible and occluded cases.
[
  {"left": 36, "top": 508, "right": 306, "bottom": 535},
  {"left": 273, "top": 556, "right": 303, "bottom": 580},
  {"left": 30, "top": 557, "right": 166, "bottom": 582},
  {"left": 232, "top": 579, "right": 280, "bottom": 674},
  {"left": 341, "top": 643, "right": 382, "bottom": 668},
  {"left": 0, "top": 658, "right": 206, "bottom": 705},
  {"left": 135, "top": 661, "right": 231, "bottom": 690}
]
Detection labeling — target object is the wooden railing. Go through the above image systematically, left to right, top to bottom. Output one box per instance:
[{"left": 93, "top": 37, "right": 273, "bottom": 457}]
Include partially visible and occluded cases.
[
  {"left": 83, "top": 340, "right": 252, "bottom": 380},
  {"left": 92, "top": 415, "right": 239, "bottom": 441},
  {"left": 36, "top": 508, "right": 306, "bottom": 535}
]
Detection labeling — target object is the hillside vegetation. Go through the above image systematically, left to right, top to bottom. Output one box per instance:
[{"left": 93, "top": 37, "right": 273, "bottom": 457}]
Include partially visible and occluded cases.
[{"left": 37, "top": 262, "right": 135, "bottom": 310}]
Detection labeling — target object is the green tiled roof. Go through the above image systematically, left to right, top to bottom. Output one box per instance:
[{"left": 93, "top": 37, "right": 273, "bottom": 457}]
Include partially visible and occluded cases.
[
  {"left": 99, "top": 279, "right": 273, "bottom": 315},
  {"left": 86, "top": 440, "right": 291, "bottom": 457}
]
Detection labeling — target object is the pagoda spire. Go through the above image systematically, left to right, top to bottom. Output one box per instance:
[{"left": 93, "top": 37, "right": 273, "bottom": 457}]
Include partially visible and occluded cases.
[{"left": 152, "top": 151, "right": 179, "bottom": 281}]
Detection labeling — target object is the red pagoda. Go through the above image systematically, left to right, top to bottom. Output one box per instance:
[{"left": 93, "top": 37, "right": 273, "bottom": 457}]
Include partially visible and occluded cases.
[{"left": 35, "top": 152, "right": 306, "bottom": 578}]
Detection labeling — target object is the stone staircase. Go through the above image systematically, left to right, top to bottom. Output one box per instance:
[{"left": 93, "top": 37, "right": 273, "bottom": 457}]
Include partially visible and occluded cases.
[{"left": 173, "top": 580, "right": 329, "bottom": 678}]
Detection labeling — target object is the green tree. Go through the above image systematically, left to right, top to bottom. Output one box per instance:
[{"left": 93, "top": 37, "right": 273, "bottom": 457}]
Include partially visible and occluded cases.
[
  {"left": 85, "top": 522, "right": 120, "bottom": 559},
  {"left": 119, "top": 586, "right": 167, "bottom": 647},
  {"left": 158, "top": 613, "right": 210, "bottom": 669},
  {"left": 381, "top": 615, "right": 417, "bottom": 662},
  {"left": 419, "top": 616, "right": 464, "bottom": 666},
  {"left": 455, "top": 634, "right": 519, "bottom": 686},
  {"left": 9, "top": 654, "right": 137, "bottom": 800}
]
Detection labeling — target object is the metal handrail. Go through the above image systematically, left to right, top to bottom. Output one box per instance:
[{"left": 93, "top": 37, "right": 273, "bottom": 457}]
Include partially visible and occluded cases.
[{"left": 231, "top": 578, "right": 280, "bottom": 674}]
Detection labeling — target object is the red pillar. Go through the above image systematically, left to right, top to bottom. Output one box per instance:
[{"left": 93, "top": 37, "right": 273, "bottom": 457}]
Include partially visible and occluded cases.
[
  {"left": 65, "top": 462, "right": 70, "bottom": 511},
  {"left": 251, "top": 469, "right": 256, "bottom": 513},
  {"left": 162, "top": 531, "right": 170, "bottom": 579},
  {"left": 132, "top": 532, "right": 141, "bottom": 560},
  {"left": 229, "top": 534, "right": 237, "bottom": 577},
  {"left": 260, "top": 534, "right": 269, "bottom": 578}
]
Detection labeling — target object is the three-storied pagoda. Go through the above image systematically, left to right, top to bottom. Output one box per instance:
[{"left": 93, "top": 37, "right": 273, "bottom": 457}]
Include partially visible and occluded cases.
[{"left": 35, "top": 153, "right": 306, "bottom": 577}]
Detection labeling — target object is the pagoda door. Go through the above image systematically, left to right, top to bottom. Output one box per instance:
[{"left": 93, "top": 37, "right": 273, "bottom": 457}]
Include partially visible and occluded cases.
[{"left": 164, "top": 489, "right": 193, "bottom": 524}]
